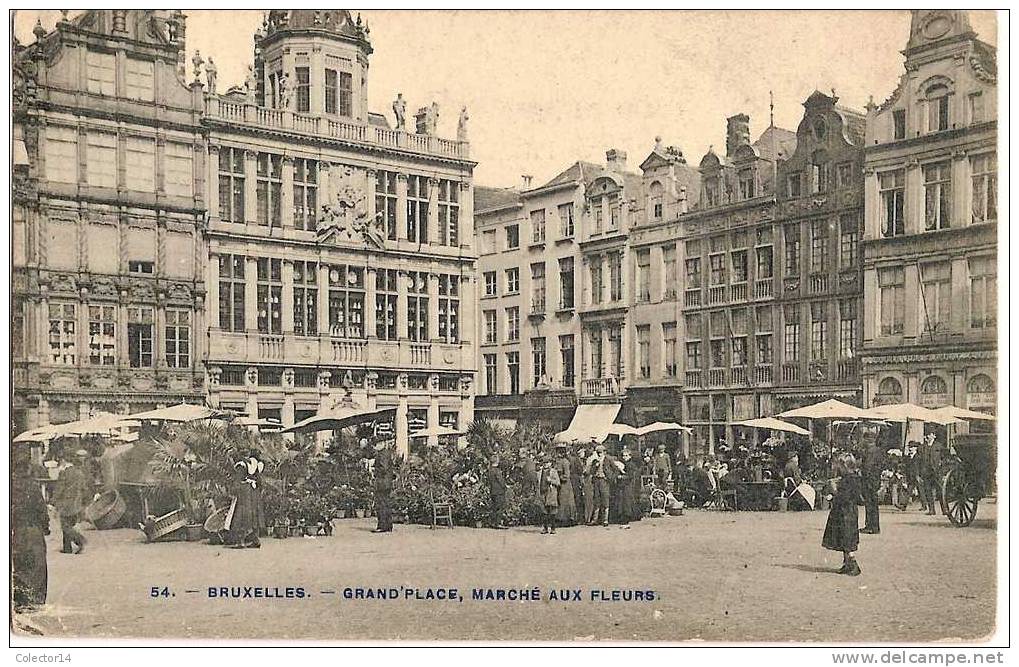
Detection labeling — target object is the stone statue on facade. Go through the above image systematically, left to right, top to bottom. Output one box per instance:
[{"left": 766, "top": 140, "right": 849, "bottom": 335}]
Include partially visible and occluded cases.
[
  {"left": 191, "top": 49, "right": 203, "bottom": 83},
  {"left": 205, "top": 57, "right": 218, "bottom": 94},
  {"left": 244, "top": 64, "right": 256, "bottom": 103},
  {"left": 279, "top": 71, "right": 293, "bottom": 110},
  {"left": 392, "top": 93, "right": 407, "bottom": 130},
  {"left": 457, "top": 106, "right": 469, "bottom": 142}
]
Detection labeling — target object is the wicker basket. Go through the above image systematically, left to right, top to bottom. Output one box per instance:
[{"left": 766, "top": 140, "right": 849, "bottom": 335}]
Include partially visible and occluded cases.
[
  {"left": 84, "top": 489, "right": 127, "bottom": 530},
  {"left": 203, "top": 500, "right": 235, "bottom": 534},
  {"left": 148, "top": 508, "right": 188, "bottom": 542}
]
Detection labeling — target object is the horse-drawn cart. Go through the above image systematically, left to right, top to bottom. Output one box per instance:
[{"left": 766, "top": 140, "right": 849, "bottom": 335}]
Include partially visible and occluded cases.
[{"left": 940, "top": 433, "right": 996, "bottom": 527}]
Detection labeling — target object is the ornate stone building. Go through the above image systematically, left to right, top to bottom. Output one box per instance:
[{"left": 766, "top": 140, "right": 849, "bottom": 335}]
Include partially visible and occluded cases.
[
  {"left": 12, "top": 10, "right": 208, "bottom": 431},
  {"left": 860, "top": 10, "right": 997, "bottom": 419},
  {"left": 202, "top": 11, "right": 477, "bottom": 455}
]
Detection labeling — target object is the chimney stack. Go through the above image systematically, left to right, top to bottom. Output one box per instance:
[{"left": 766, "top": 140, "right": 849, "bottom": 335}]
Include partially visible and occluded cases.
[
  {"left": 725, "top": 114, "right": 751, "bottom": 157},
  {"left": 605, "top": 149, "right": 628, "bottom": 172},
  {"left": 521, "top": 174, "right": 533, "bottom": 189}
]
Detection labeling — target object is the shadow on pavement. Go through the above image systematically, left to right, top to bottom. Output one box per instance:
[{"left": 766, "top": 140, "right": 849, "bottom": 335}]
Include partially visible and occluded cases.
[
  {"left": 901, "top": 518, "right": 996, "bottom": 530},
  {"left": 774, "top": 563, "right": 838, "bottom": 574}
]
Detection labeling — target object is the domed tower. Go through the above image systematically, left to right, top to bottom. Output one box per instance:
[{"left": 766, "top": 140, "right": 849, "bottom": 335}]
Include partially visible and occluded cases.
[{"left": 254, "top": 10, "right": 373, "bottom": 123}]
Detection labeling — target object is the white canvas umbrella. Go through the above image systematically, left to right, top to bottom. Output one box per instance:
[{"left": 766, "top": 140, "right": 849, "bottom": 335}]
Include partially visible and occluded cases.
[
  {"left": 778, "top": 399, "right": 870, "bottom": 420},
  {"left": 130, "top": 403, "right": 225, "bottom": 423},
  {"left": 868, "top": 403, "right": 962, "bottom": 426},
  {"left": 281, "top": 405, "right": 397, "bottom": 434},
  {"left": 932, "top": 405, "right": 995, "bottom": 422},
  {"left": 61, "top": 412, "right": 141, "bottom": 436},
  {"left": 735, "top": 417, "right": 810, "bottom": 436},
  {"left": 635, "top": 422, "right": 692, "bottom": 436},
  {"left": 604, "top": 423, "right": 641, "bottom": 437},
  {"left": 13, "top": 425, "right": 64, "bottom": 443},
  {"left": 409, "top": 425, "right": 465, "bottom": 439}
]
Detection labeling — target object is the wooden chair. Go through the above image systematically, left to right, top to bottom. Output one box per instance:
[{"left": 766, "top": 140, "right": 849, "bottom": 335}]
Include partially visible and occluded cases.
[{"left": 430, "top": 492, "right": 453, "bottom": 529}]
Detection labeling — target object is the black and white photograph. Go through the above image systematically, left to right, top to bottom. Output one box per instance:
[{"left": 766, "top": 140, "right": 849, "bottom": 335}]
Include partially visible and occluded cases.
[{"left": 8, "top": 7, "right": 1006, "bottom": 652}]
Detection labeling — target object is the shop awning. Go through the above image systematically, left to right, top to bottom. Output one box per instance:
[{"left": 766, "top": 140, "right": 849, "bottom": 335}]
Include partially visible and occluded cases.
[{"left": 554, "top": 404, "right": 622, "bottom": 444}]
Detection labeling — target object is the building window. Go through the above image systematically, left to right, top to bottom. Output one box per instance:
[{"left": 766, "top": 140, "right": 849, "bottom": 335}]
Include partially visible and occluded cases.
[
  {"left": 86, "top": 50, "right": 115, "bottom": 96},
  {"left": 125, "top": 57, "right": 154, "bottom": 101},
  {"left": 295, "top": 66, "right": 310, "bottom": 113},
  {"left": 325, "top": 69, "right": 338, "bottom": 114},
  {"left": 338, "top": 71, "right": 353, "bottom": 117},
  {"left": 927, "top": 84, "right": 950, "bottom": 133},
  {"left": 969, "top": 92, "right": 985, "bottom": 124},
  {"left": 892, "top": 108, "right": 906, "bottom": 140},
  {"left": 45, "top": 126, "right": 78, "bottom": 184},
  {"left": 86, "top": 132, "right": 117, "bottom": 188},
  {"left": 125, "top": 137, "right": 156, "bottom": 192},
  {"left": 165, "top": 142, "right": 194, "bottom": 198},
  {"left": 219, "top": 147, "right": 246, "bottom": 223},
  {"left": 256, "top": 153, "right": 283, "bottom": 227},
  {"left": 971, "top": 154, "right": 997, "bottom": 224},
  {"left": 293, "top": 159, "right": 318, "bottom": 231},
  {"left": 811, "top": 160, "right": 830, "bottom": 194},
  {"left": 923, "top": 162, "right": 952, "bottom": 231},
  {"left": 836, "top": 163, "right": 853, "bottom": 189},
  {"left": 738, "top": 169, "right": 755, "bottom": 200},
  {"left": 879, "top": 170, "right": 905, "bottom": 237},
  {"left": 376, "top": 171, "right": 398, "bottom": 240},
  {"left": 787, "top": 173, "right": 802, "bottom": 199},
  {"left": 406, "top": 176, "right": 429, "bottom": 244},
  {"left": 704, "top": 178, "right": 720, "bottom": 207},
  {"left": 438, "top": 180, "right": 460, "bottom": 246},
  {"left": 649, "top": 182, "right": 664, "bottom": 220},
  {"left": 608, "top": 196, "right": 621, "bottom": 230},
  {"left": 592, "top": 202, "right": 603, "bottom": 232},
  {"left": 558, "top": 203, "right": 575, "bottom": 238},
  {"left": 531, "top": 209, "right": 546, "bottom": 244},
  {"left": 839, "top": 214, "right": 859, "bottom": 268},
  {"left": 810, "top": 220, "right": 829, "bottom": 274},
  {"left": 505, "top": 224, "right": 520, "bottom": 249},
  {"left": 783, "top": 224, "right": 801, "bottom": 276},
  {"left": 481, "top": 229, "right": 497, "bottom": 255},
  {"left": 756, "top": 245, "right": 774, "bottom": 280},
  {"left": 662, "top": 246, "right": 677, "bottom": 299},
  {"left": 731, "top": 249, "right": 748, "bottom": 284},
  {"left": 637, "top": 250, "right": 651, "bottom": 302},
  {"left": 609, "top": 253, "right": 623, "bottom": 301},
  {"left": 709, "top": 253, "right": 726, "bottom": 286},
  {"left": 218, "top": 254, "right": 246, "bottom": 331},
  {"left": 969, "top": 256, "right": 996, "bottom": 329},
  {"left": 559, "top": 257, "right": 574, "bottom": 310},
  {"left": 686, "top": 257, "right": 702, "bottom": 289},
  {"left": 256, "top": 258, "right": 283, "bottom": 334},
  {"left": 590, "top": 258, "right": 603, "bottom": 305},
  {"left": 129, "top": 260, "right": 154, "bottom": 275},
  {"left": 292, "top": 260, "right": 318, "bottom": 336},
  {"left": 919, "top": 262, "right": 951, "bottom": 336},
  {"left": 326, "top": 264, "right": 366, "bottom": 338},
  {"left": 505, "top": 267, "right": 520, "bottom": 294},
  {"left": 878, "top": 267, "right": 905, "bottom": 336},
  {"left": 374, "top": 270, "right": 397, "bottom": 340},
  {"left": 406, "top": 271, "right": 429, "bottom": 342},
  {"left": 484, "top": 271, "right": 497, "bottom": 297},
  {"left": 438, "top": 275, "right": 459, "bottom": 343},
  {"left": 839, "top": 299, "right": 857, "bottom": 359},
  {"left": 810, "top": 302, "right": 827, "bottom": 360},
  {"left": 48, "top": 303, "right": 77, "bottom": 365},
  {"left": 88, "top": 304, "right": 117, "bottom": 366},
  {"left": 784, "top": 305, "right": 800, "bottom": 362},
  {"left": 127, "top": 306, "right": 154, "bottom": 368},
  {"left": 506, "top": 306, "right": 520, "bottom": 342},
  {"left": 165, "top": 309, "right": 190, "bottom": 368},
  {"left": 483, "top": 310, "right": 497, "bottom": 344},
  {"left": 663, "top": 322, "right": 677, "bottom": 377},
  {"left": 636, "top": 325, "right": 651, "bottom": 379},
  {"left": 609, "top": 326, "right": 623, "bottom": 378},
  {"left": 589, "top": 330, "right": 603, "bottom": 377},
  {"left": 757, "top": 334, "right": 773, "bottom": 365},
  {"left": 560, "top": 335, "right": 575, "bottom": 388},
  {"left": 731, "top": 336, "right": 747, "bottom": 367},
  {"left": 531, "top": 337, "right": 547, "bottom": 387},
  {"left": 710, "top": 339, "right": 725, "bottom": 369},
  {"left": 686, "top": 341, "right": 702, "bottom": 370},
  {"left": 507, "top": 352, "right": 521, "bottom": 395},
  {"left": 484, "top": 354, "right": 498, "bottom": 394},
  {"left": 966, "top": 374, "right": 995, "bottom": 416},
  {"left": 921, "top": 376, "right": 949, "bottom": 407},
  {"left": 877, "top": 377, "right": 904, "bottom": 404}
]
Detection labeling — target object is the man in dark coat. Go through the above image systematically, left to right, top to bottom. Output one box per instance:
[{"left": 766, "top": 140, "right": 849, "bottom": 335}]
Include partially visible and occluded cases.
[
  {"left": 918, "top": 433, "right": 943, "bottom": 516},
  {"left": 859, "top": 442, "right": 883, "bottom": 534},
  {"left": 373, "top": 443, "right": 396, "bottom": 533},
  {"left": 653, "top": 444, "right": 673, "bottom": 492},
  {"left": 586, "top": 445, "right": 612, "bottom": 526},
  {"left": 569, "top": 447, "right": 586, "bottom": 523},
  {"left": 13, "top": 448, "right": 49, "bottom": 609},
  {"left": 516, "top": 448, "right": 538, "bottom": 499},
  {"left": 52, "top": 450, "right": 89, "bottom": 554},
  {"left": 488, "top": 455, "right": 509, "bottom": 529}
]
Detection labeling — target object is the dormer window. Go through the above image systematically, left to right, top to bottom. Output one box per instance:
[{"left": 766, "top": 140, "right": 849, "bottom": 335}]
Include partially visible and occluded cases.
[
  {"left": 927, "top": 84, "right": 950, "bottom": 132},
  {"left": 969, "top": 92, "right": 985, "bottom": 124},
  {"left": 893, "top": 109, "right": 906, "bottom": 140},
  {"left": 810, "top": 152, "right": 830, "bottom": 194},
  {"left": 738, "top": 169, "right": 755, "bottom": 200},
  {"left": 787, "top": 173, "right": 803, "bottom": 198},
  {"left": 704, "top": 178, "right": 720, "bottom": 207},
  {"left": 649, "top": 181, "right": 664, "bottom": 220}
]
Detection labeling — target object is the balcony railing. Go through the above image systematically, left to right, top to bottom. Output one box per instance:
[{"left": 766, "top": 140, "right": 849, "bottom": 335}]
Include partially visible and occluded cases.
[
  {"left": 207, "top": 97, "right": 471, "bottom": 160},
  {"left": 809, "top": 273, "right": 830, "bottom": 294},
  {"left": 754, "top": 278, "right": 774, "bottom": 300},
  {"left": 730, "top": 282, "right": 748, "bottom": 303},
  {"left": 708, "top": 285, "right": 727, "bottom": 305},
  {"left": 685, "top": 289, "right": 702, "bottom": 308},
  {"left": 259, "top": 335, "right": 285, "bottom": 360},
  {"left": 332, "top": 339, "right": 366, "bottom": 363},
  {"left": 410, "top": 344, "right": 432, "bottom": 366},
  {"left": 835, "top": 357, "right": 859, "bottom": 382},
  {"left": 781, "top": 363, "right": 800, "bottom": 383},
  {"left": 754, "top": 364, "right": 773, "bottom": 385},
  {"left": 730, "top": 366, "right": 749, "bottom": 387},
  {"left": 708, "top": 368, "right": 726, "bottom": 387},
  {"left": 685, "top": 369, "right": 704, "bottom": 388},
  {"left": 581, "top": 377, "right": 621, "bottom": 397}
]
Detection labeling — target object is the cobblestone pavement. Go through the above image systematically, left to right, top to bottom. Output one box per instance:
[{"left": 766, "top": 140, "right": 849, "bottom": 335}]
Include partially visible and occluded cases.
[{"left": 16, "top": 502, "right": 996, "bottom": 642}]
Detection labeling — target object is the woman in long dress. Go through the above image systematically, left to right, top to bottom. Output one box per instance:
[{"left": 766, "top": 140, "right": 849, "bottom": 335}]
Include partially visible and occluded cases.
[
  {"left": 554, "top": 445, "right": 576, "bottom": 527},
  {"left": 12, "top": 449, "right": 48, "bottom": 610},
  {"left": 822, "top": 452, "right": 862, "bottom": 576},
  {"left": 228, "top": 454, "right": 265, "bottom": 548}
]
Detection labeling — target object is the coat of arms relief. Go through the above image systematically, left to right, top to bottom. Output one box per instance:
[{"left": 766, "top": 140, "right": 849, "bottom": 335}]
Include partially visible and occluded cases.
[{"left": 317, "top": 166, "right": 386, "bottom": 249}]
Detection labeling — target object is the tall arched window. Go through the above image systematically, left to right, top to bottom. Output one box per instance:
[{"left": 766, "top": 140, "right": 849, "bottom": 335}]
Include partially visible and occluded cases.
[
  {"left": 927, "top": 83, "right": 950, "bottom": 132},
  {"left": 648, "top": 181, "right": 664, "bottom": 220},
  {"left": 966, "top": 374, "right": 995, "bottom": 410},
  {"left": 920, "top": 375, "right": 949, "bottom": 407},
  {"left": 876, "top": 376, "right": 903, "bottom": 405}
]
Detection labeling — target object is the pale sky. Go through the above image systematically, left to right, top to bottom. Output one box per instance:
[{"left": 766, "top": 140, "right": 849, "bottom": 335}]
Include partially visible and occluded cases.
[{"left": 15, "top": 9, "right": 998, "bottom": 188}]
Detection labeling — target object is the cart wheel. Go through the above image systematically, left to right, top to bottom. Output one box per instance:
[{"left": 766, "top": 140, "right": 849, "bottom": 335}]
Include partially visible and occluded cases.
[{"left": 941, "top": 467, "right": 979, "bottom": 527}]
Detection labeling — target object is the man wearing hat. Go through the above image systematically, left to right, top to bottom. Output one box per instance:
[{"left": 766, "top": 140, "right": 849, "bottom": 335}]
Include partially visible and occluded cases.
[
  {"left": 372, "top": 441, "right": 396, "bottom": 533},
  {"left": 585, "top": 444, "right": 613, "bottom": 526},
  {"left": 51, "top": 449, "right": 90, "bottom": 554}
]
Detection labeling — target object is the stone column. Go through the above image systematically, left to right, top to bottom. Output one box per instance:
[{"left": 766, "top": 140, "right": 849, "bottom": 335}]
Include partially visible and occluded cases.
[
  {"left": 207, "top": 145, "right": 220, "bottom": 220},
  {"left": 243, "top": 149, "right": 258, "bottom": 226},
  {"left": 952, "top": 150, "right": 969, "bottom": 228},
  {"left": 281, "top": 155, "right": 295, "bottom": 229},
  {"left": 365, "top": 168, "right": 377, "bottom": 231},
  {"left": 396, "top": 174, "right": 408, "bottom": 241},
  {"left": 427, "top": 177, "right": 439, "bottom": 245},
  {"left": 459, "top": 182, "right": 474, "bottom": 251},
  {"left": 244, "top": 256, "right": 258, "bottom": 331},
  {"left": 281, "top": 260, "right": 294, "bottom": 334},
  {"left": 318, "top": 264, "right": 330, "bottom": 336},
  {"left": 365, "top": 266, "right": 378, "bottom": 338},
  {"left": 396, "top": 269, "right": 409, "bottom": 340},
  {"left": 427, "top": 271, "right": 440, "bottom": 341},
  {"left": 600, "top": 327, "right": 610, "bottom": 379},
  {"left": 460, "top": 379, "right": 475, "bottom": 427},
  {"left": 427, "top": 389, "right": 440, "bottom": 448},
  {"left": 395, "top": 393, "right": 409, "bottom": 459}
]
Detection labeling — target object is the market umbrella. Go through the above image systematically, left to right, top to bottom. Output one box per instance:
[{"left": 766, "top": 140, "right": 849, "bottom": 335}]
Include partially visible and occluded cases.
[
  {"left": 778, "top": 399, "right": 870, "bottom": 421},
  {"left": 130, "top": 403, "right": 226, "bottom": 423},
  {"left": 868, "top": 403, "right": 962, "bottom": 426},
  {"left": 281, "top": 405, "right": 397, "bottom": 434},
  {"left": 932, "top": 405, "right": 996, "bottom": 422},
  {"left": 62, "top": 412, "right": 141, "bottom": 436},
  {"left": 229, "top": 415, "right": 283, "bottom": 431},
  {"left": 734, "top": 417, "right": 810, "bottom": 436},
  {"left": 636, "top": 422, "right": 693, "bottom": 436},
  {"left": 604, "top": 423, "right": 641, "bottom": 437},
  {"left": 13, "top": 425, "right": 64, "bottom": 443},
  {"left": 409, "top": 425, "right": 465, "bottom": 438}
]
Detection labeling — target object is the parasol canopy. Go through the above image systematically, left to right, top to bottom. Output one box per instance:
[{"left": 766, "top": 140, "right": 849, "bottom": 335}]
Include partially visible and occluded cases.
[
  {"left": 778, "top": 399, "right": 870, "bottom": 421},
  {"left": 130, "top": 403, "right": 227, "bottom": 423},
  {"left": 867, "top": 403, "right": 962, "bottom": 426},
  {"left": 281, "top": 404, "right": 397, "bottom": 434},
  {"left": 932, "top": 405, "right": 996, "bottom": 422},
  {"left": 61, "top": 412, "right": 141, "bottom": 436},
  {"left": 735, "top": 417, "right": 810, "bottom": 436},
  {"left": 635, "top": 422, "right": 693, "bottom": 436},
  {"left": 604, "top": 423, "right": 641, "bottom": 437},
  {"left": 13, "top": 425, "right": 64, "bottom": 443},
  {"left": 409, "top": 425, "right": 464, "bottom": 439}
]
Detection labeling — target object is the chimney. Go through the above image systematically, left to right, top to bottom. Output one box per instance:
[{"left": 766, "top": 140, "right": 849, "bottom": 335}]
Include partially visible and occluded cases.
[
  {"left": 725, "top": 113, "right": 751, "bottom": 157},
  {"left": 605, "top": 149, "right": 627, "bottom": 172},
  {"left": 521, "top": 175, "right": 533, "bottom": 189}
]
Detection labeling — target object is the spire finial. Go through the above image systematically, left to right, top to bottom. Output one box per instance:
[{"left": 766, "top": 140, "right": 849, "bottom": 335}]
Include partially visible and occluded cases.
[{"left": 769, "top": 90, "right": 775, "bottom": 128}]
